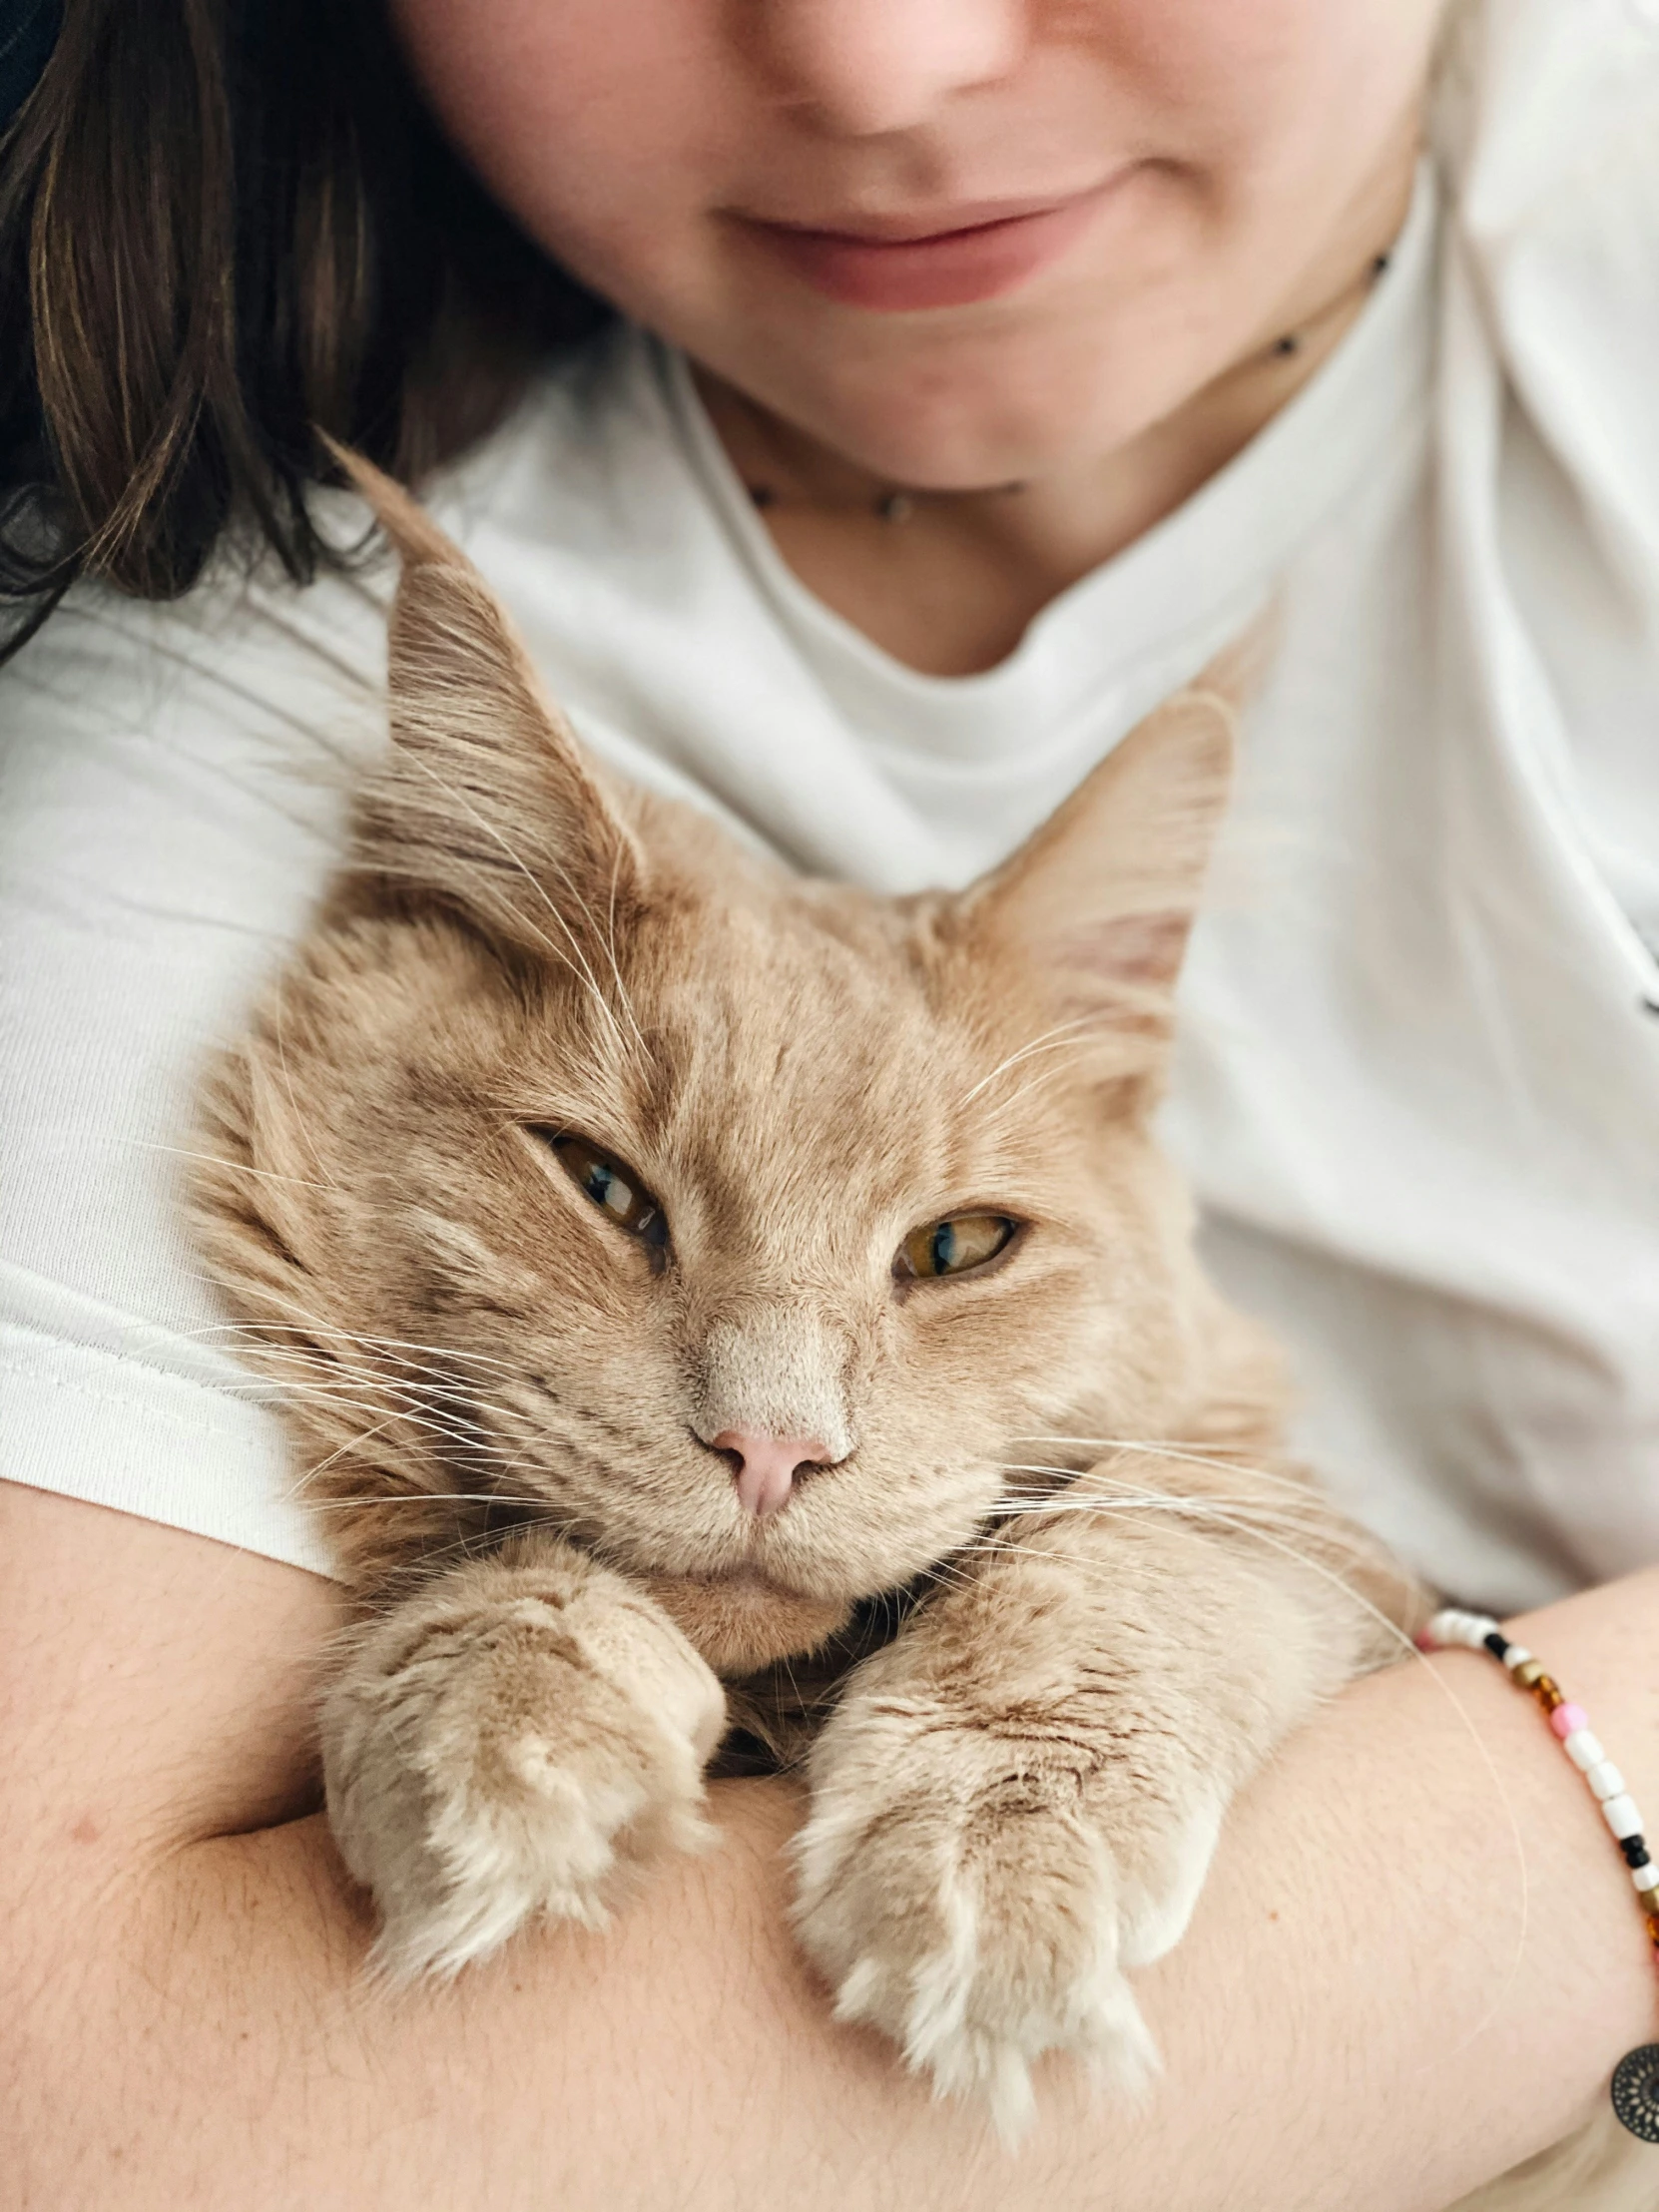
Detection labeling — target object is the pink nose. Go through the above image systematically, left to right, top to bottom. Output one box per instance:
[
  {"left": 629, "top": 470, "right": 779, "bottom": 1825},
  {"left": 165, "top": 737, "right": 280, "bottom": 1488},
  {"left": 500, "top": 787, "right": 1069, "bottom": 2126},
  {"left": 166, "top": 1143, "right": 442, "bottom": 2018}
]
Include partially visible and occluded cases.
[{"left": 712, "top": 1431, "right": 831, "bottom": 1520}]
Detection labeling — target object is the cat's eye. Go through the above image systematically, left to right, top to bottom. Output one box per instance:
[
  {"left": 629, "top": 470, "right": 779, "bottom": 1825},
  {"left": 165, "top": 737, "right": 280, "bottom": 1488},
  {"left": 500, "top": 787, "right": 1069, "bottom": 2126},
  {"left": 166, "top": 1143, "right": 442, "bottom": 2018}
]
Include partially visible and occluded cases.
[
  {"left": 545, "top": 1133, "right": 669, "bottom": 1253},
  {"left": 895, "top": 1212, "right": 1018, "bottom": 1282}
]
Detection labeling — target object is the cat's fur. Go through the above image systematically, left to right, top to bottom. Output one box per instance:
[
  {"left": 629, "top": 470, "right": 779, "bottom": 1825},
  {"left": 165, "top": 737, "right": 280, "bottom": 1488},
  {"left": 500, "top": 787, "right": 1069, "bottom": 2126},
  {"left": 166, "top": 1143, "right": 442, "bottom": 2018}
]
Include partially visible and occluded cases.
[{"left": 191, "top": 454, "right": 1632, "bottom": 2198}]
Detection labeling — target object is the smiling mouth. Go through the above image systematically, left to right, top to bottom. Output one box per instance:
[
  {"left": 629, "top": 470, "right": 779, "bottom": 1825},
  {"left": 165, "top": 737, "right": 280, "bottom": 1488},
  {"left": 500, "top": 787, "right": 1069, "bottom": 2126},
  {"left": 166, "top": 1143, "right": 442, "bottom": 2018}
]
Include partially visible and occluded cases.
[{"left": 733, "top": 178, "right": 1131, "bottom": 313}]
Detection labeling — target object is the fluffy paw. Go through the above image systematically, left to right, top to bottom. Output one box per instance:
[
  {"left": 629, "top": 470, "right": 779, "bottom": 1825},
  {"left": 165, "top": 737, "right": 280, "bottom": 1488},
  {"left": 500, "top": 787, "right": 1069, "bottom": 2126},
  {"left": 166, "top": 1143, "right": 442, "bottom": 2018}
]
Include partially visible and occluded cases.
[
  {"left": 321, "top": 1555, "right": 727, "bottom": 1979},
  {"left": 793, "top": 1680, "right": 1221, "bottom": 2139}
]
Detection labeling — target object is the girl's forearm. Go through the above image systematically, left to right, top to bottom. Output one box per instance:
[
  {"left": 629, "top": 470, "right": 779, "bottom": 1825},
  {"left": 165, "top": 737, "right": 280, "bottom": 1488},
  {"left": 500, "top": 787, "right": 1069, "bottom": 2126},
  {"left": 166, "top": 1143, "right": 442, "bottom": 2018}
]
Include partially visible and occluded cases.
[{"left": 9, "top": 1485, "right": 1657, "bottom": 2210}]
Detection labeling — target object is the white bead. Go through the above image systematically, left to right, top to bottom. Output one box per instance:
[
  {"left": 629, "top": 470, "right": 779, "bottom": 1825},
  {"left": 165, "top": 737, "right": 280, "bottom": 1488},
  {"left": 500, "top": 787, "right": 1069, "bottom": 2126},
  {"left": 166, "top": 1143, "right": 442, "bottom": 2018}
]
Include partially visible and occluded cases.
[
  {"left": 1435, "top": 1610, "right": 1498, "bottom": 1650},
  {"left": 1502, "top": 1645, "right": 1533, "bottom": 1669},
  {"left": 1565, "top": 1730, "right": 1606, "bottom": 1772},
  {"left": 1585, "top": 1761, "right": 1626, "bottom": 1802},
  {"left": 1600, "top": 1794, "right": 1642, "bottom": 1841},
  {"left": 1634, "top": 1864, "right": 1659, "bottom": 1895}
]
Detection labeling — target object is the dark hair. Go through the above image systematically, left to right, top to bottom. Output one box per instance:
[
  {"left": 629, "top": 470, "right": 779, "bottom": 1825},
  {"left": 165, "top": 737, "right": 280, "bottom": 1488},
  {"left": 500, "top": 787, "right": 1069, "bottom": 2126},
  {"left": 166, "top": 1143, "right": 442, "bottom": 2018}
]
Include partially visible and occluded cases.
[{"left": 0, "top": 0, "right": 612, "bottom": 660}]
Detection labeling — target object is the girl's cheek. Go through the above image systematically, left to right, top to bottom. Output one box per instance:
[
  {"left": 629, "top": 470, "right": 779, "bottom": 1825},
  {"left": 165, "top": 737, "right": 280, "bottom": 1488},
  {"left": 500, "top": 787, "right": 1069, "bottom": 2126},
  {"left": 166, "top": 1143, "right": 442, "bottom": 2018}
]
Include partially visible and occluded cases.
[{"left": 388, "top": 0, "right": 739, "bottom": 263}]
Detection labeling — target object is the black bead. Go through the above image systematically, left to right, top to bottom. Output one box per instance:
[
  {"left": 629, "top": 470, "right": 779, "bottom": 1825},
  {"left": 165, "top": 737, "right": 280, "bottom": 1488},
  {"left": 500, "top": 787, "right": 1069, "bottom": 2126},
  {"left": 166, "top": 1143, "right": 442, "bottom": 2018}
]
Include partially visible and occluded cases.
[
  {"left": 1372, "top": 252, "right": 1391, "bottom": 278},
  {"left": 1273, "top": 333, "right": 1301, "bottom": 357},
  {"left": 748, "top": 484, "right": 777, "bottom": 509},
  {"left": 1482, "top": 1631, "right": 1510, "bottom": 1662},
  {"left": 1622, "top": 1835, "right": 1651, "bottom": 1869}
]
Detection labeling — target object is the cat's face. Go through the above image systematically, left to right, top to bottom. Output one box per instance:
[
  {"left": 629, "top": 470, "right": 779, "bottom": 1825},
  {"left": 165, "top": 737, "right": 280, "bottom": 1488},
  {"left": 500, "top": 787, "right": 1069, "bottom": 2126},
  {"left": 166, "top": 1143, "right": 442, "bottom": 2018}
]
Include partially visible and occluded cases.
[{"left": 201, "top": 457, "right": 1235, "bottom": 1674}]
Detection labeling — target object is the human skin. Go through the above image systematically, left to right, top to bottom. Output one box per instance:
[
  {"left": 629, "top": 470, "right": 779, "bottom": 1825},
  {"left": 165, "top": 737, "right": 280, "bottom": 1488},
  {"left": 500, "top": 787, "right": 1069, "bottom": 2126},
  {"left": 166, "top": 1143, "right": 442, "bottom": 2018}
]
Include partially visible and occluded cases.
[
  {"left": 390, "top": 0, "right": 1441, "bottom": 669},
  {"left": 5, "top": 1476, "right": 1658, "bottom": 2211}
]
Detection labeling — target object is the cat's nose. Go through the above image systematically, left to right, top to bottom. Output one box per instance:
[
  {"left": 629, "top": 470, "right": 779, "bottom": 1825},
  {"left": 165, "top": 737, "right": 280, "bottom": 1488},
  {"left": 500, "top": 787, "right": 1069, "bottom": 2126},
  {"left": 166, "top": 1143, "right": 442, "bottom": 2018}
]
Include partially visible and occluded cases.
[{"left": 712, "top": 1431, "right": 832, "bottom": 1520}]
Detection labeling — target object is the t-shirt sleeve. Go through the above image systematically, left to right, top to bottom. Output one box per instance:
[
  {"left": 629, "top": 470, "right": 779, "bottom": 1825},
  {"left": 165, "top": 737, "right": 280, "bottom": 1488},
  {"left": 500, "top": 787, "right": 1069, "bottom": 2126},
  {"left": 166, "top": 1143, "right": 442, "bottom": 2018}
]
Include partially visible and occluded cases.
[{"left": 0, "top": 562, "right": 394, "bottom": 1575}]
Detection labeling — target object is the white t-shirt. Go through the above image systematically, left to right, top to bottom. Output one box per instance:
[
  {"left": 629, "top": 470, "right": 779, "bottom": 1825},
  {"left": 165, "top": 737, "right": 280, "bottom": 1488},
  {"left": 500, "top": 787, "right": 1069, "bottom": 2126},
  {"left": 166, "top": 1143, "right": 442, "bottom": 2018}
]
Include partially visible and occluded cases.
[{"left": 5, "top": 0, "right": 1659, "bottom": 1614}]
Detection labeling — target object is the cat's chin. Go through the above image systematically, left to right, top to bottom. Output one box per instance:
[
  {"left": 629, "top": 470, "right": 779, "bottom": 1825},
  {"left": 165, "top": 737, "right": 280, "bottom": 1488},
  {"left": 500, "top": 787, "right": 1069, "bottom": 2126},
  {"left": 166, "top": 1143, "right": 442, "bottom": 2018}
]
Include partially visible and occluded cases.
[{"left": 644, "top": 1569, "right": 853, "bottom": 1675}]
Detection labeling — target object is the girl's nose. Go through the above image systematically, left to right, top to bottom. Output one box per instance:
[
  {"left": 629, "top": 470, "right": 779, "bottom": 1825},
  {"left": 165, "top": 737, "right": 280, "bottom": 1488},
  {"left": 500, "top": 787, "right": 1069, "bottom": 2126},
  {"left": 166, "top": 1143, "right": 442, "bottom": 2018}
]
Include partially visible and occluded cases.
[{"left": 755, "top": 0, "right": 1025, "bottom": 138}]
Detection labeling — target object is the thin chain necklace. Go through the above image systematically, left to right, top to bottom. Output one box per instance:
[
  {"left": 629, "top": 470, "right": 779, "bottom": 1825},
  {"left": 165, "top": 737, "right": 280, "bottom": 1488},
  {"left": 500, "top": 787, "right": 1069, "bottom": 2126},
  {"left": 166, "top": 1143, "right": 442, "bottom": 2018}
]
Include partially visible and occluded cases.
[{"left": 739, "top": 248, "right": 1393, "bottom": 526}]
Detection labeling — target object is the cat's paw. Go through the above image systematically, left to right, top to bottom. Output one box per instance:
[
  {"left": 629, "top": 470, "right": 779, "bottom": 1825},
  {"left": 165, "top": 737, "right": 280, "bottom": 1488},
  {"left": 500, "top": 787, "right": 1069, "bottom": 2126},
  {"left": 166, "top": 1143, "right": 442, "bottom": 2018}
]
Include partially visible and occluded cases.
[
  {"left": 321, "top": 1555, "right": 727, "bottom": 1979},
  {"left": 793, "top": 1688, "right": 1221, "bottom": 2141}
]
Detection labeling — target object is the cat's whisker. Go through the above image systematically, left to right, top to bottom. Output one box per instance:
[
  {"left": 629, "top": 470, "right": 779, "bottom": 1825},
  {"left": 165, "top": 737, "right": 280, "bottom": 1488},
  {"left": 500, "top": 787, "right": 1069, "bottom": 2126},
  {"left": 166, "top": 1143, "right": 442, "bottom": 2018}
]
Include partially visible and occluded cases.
[
  {"left": 389, "top": 743, "right": 649, "bottom": 1073},
  {"left": 601, "top": 833, "right": 653, "bottom": 1073},
  {"left": 542, "top": 837, "right": 654, "bottom": 1072},
  {"left": 346, "top": 838, "right": 633, "bottom": 1073},
  {"left": 536, "top": 843, "right": 651, "bottom": 1066},
  {"left": 272, "top": 973, "right": 343, "bottom": 1191},
  {"left": 958, "top": 1015, "right": 1103, "bottom": 1109},
  {"left": 979, "top": 1049, "right": 1110, "bottom": 1127},
  {"left": 123, "top": 1138, "right": 336, "bottom": 1190},
  {"left": 171, "top": 1274, "right": 553, "bottom": 1388},
  {"left": 177, "top": 1313, "right": 538, "bottom": 1382},
  {"left": 193, "top": 1329, "right": 561, "bottom": 1477},
  {"left": 204, "top": 1336, "right": 519, "bottom": 1429},
  {"left": 216, "top": 1336, "right": 522, "bottom": 1417},
  {"left": 245, "top": 1338, "right": 663, "bottom": 1509},
  {"left": 240, "top": 1370, "right": 497, "bottom": 1435},
  {"left": 272, "top": 1388, "right": 491, "bottom": 1468},
  {"left": 278, "top": 1391, "right": 553, "bottom": 1500},
  {"left": 276, "top": 1406, "right": 499, "bottom": 1477},
  {"left": 297, "top": 1412, "right": 409, "bottom": 1489},
  {"left": 1014, "top": 1431, "right": 1239, "bottom": 1455},
  {"left": 1010, "top": 1434, "right": 1352, "bottom": 1502},
  {"left": 987, "top": 1442, "right": 1423, "bottom": 1579},
  {"left": 967, "top": 1475, "right": 1424, "bottom": 1656},
  {"left": 989, "top": 1477, "right": 1405, "bottom": 1569},
  {"left": 1000, "top": 1485, "right": 1362, "bottom": 1524},
  {"left": 991, "top": 1487, "right": 1342, "bottom": 1522},
  {"left": 297, "top": 1489, "right": 553, "bottom": 1513},
  {"left": 347, "top": 1513, "right": 568, "bottom": 1590},
  {"left": 957, "top": 1515, "right": 1416, "bottom": 1656},
  {"left": 912, "top": 1555, "right": 982, "bottom": 1603},
  {"left": 778, "top": 1647, "right": 808, "bottom": 1718}
]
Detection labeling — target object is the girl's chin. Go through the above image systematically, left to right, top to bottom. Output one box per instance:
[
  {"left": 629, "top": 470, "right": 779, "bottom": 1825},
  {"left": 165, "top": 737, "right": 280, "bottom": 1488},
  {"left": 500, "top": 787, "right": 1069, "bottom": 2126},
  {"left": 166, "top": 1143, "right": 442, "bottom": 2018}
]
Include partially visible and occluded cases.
[
  {"left": 711, "top": 329, "right": 1186, "bottom": 495},
  {"left": 645, "top": 1567, "right": 852, "bottom": 1675}
]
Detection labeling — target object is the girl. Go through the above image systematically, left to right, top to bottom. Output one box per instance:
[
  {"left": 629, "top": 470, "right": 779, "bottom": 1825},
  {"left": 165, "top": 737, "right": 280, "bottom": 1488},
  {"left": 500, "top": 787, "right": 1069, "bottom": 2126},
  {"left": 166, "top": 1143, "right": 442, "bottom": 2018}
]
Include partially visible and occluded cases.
[{"left": 3, "top": 3, "right": 1657, "bottom": 2203}]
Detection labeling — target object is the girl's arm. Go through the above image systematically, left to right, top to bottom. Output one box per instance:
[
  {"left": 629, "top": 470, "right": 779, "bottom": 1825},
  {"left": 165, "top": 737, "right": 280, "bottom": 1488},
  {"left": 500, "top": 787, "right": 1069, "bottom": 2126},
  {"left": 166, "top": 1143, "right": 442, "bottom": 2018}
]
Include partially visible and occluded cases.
[{"left": 4, "top": 1474, "right": 1653, "bottom": 2212}]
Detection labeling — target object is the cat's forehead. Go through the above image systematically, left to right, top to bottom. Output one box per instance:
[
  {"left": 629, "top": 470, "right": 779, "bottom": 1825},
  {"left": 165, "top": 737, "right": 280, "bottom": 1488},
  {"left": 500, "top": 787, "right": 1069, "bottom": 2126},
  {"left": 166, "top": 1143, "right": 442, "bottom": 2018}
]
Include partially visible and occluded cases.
[
  {"left": 629, "top": 881, "right": 1053, "bottom": 1186},
  {"left": 651, "top": 890, "right": 954, "bottom": 1090}
]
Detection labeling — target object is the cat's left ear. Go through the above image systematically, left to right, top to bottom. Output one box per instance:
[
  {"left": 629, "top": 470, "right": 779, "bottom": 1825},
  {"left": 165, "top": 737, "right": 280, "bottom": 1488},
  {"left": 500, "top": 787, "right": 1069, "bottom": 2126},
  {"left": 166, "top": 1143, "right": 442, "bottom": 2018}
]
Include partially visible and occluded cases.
[
  {"left": 322, "top": 437, "right": 645, "bottom": 956},
  {"left": 952, "top": 679, "right": 1237, "bottom": 1077}
]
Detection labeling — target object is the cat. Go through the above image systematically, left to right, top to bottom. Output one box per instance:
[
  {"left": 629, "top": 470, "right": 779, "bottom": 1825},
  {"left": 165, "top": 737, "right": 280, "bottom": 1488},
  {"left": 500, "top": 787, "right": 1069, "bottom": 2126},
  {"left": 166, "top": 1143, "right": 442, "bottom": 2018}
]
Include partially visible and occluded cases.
[{"left": 190, "top": 451, "right": 1623, "bottom": 2197}]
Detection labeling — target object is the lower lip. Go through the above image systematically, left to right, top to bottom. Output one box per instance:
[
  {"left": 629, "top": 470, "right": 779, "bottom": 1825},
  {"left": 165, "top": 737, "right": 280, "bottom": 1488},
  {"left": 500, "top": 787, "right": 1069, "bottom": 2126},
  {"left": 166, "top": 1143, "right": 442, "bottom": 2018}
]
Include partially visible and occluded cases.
[{"left": 745, "top": 188, "right": 1119, "bottom": 313}]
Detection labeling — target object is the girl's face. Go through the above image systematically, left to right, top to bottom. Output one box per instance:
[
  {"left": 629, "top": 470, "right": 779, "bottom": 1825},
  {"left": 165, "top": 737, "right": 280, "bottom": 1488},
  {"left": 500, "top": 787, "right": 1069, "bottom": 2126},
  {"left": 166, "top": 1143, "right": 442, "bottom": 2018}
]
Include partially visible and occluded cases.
[{"left": 391, "top": 0, "right": 1443, "bottom": 487}]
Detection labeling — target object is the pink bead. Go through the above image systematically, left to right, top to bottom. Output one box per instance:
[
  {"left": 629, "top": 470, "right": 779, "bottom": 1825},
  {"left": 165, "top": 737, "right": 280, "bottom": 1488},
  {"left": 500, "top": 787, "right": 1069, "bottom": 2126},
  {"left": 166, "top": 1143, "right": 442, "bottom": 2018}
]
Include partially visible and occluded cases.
[{"left": 1550, "top": 1703, "right": 1588, "bottom": 1739}]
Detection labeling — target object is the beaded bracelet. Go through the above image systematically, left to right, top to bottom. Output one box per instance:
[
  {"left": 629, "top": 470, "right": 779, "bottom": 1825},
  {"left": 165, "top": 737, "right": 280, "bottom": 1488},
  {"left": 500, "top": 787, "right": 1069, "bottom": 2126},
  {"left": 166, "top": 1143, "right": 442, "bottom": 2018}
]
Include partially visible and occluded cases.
[{"left": 1420, "top": 1608, "right": 1659, "bottom": 2144}]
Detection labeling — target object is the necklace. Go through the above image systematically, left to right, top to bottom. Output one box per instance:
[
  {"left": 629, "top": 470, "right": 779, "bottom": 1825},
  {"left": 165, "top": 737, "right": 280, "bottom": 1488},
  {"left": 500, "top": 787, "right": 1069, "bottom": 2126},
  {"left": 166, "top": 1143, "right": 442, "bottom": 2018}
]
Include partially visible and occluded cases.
[{"left": 740, "top": 248, "right": 1393, "bottom": 526}]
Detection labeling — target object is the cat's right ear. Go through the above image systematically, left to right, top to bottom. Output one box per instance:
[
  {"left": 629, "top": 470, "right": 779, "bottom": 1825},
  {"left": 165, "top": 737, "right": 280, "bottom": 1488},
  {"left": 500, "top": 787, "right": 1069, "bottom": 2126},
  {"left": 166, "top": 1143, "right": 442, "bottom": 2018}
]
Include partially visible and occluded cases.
[
  {"left": 325, "top": 439, "right": 645, "bottom": 954},
  {"left": 949, "top": 677, "right": 1238, "bottom": 1084}
]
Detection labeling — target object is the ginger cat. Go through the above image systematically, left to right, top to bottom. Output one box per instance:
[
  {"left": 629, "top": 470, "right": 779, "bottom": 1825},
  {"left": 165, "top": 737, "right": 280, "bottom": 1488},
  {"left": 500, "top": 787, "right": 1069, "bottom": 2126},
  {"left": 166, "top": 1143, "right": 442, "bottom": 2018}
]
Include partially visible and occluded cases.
[{"left": 192, "top": 454, "right": 1632, "bottom": 2196}]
